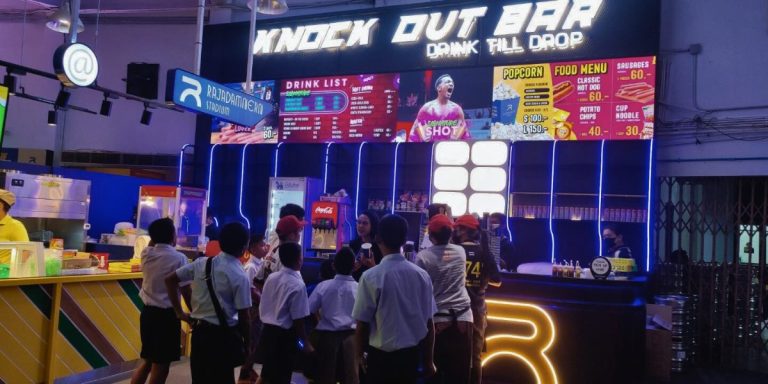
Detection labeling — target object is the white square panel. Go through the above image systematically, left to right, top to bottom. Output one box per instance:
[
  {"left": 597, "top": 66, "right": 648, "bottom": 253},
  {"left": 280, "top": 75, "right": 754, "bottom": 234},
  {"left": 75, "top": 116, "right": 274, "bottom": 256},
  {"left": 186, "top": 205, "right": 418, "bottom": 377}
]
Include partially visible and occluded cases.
[
  {"left": 435, "top": 141, "right": 470, "bottom": 166},
  {"left": 471, "top": 141, "right": 508, "bottom": 166},
  {"left": 434, "top": 166, "right": 469, "bottom": 191},
  {"left": 470, "top": 167, "right": 507, "bottom": 192},
  {"left": 433, "top": 192, "right": 467, "bottom": 216},
  {"left": 468, "top": 193, "right": 506, "bottom": 216}
]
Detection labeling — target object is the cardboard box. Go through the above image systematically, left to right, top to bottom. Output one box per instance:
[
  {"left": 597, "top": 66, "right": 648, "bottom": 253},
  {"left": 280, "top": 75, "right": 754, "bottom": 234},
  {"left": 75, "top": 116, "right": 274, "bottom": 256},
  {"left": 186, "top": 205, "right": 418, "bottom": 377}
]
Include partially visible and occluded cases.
[{"left": 646, "top": 304, "right": 672, "bottom": 382}]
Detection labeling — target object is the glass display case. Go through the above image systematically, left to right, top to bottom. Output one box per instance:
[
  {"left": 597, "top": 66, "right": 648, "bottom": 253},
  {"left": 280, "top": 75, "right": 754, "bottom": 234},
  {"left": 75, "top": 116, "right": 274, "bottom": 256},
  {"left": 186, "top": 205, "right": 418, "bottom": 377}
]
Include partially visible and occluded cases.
[{"left": 137, "top": 186, "right": 207, "bottom": 250}]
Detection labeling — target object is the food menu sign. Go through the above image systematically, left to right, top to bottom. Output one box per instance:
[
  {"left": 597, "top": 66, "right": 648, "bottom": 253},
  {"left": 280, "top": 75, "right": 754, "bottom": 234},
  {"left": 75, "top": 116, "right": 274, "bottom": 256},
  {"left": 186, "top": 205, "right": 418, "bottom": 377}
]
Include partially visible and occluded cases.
[
  {"left": 491, "top": 56, "right": 655, "bottom": 141},
  {"left": 278, "top": 74, "right": 399, "bottom": 143}
]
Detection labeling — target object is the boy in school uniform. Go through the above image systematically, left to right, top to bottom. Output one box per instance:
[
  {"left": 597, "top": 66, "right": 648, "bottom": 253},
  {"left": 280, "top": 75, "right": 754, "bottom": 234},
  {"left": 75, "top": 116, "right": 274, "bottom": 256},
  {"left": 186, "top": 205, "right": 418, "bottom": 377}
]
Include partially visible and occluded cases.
[
  {"left": 353, "top": 214, "right": 438, "bottom": 384},
  {"left": 257, "top": 215, "right": 305, "bottom": 282},
  {"left": 131, "top": 218, "right": 190, "bottom": 384},
  {"left": 166, "top": 222, "right": 253, "bottom": 384},
  {"left": 239, "top": 233, "right": 269, "bottom": 384},
  {"left": 258, "top": 242, "right": 314, "bottom": 384},
  {"left": 308, "top": 247, "right": 359, "bottom": 384}
]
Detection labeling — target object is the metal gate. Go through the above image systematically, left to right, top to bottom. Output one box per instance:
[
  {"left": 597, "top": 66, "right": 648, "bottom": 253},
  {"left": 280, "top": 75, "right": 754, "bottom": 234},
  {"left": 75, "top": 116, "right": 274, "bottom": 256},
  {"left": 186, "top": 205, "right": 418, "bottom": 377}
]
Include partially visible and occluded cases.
[{"left": 653, "top": 177, "right": 768, "bottom": 372}]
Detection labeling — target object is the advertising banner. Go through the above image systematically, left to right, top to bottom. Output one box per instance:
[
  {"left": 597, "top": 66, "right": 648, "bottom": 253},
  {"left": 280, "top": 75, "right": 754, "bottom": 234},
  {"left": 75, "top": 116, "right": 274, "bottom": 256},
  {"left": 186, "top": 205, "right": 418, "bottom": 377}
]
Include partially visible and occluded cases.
[{"left": 490, "top": 56, "right": 655, "bottom": 141}]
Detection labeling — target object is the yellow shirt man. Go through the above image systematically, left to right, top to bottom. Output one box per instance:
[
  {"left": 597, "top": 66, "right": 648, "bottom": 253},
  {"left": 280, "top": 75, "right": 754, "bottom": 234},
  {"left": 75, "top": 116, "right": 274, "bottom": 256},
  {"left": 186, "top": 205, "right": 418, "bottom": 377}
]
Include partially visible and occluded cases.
[
  {"left": 0, "top": 188, "right": 30, "bottom": 266},
  {"left": 0, "top": 188, "right": 28, "bottom": 242},
  {"left": 0, "top": 213, "right": 29, "bottom": 242}
]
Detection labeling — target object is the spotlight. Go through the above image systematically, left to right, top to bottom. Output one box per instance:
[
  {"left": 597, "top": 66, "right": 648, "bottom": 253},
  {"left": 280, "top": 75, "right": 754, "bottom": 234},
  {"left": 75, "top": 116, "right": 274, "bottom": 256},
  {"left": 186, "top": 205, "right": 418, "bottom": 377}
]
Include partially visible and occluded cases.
[
  {"left": 46, "top": 0, "right": 84, "bottom": 34},
  {"left": 3, "top": 74, "right": 16, "bottom": 95},
  {"left": 54, "top": 89, "right": 70, "bottom": 108},
  {"left": 100, "top": 98, "right": 112, "bottom": 116},
  {"left": 140, "top": 106, "right": 152, "bottom": 125},
  {"left": 48, "top": 110, "right": 57, "bottom": 126}
]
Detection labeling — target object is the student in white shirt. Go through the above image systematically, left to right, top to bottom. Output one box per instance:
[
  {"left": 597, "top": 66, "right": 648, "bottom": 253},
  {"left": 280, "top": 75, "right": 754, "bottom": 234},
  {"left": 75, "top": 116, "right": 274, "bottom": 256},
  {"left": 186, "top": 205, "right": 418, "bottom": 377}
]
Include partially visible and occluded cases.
[
  {"left": 264, "top": 204, "right": 305, "bottom": 269},
  {"left": 352, "top": 214, "right": 437, "bottom": 384},
  {"left": 416, "top": 214, "right": 474, "bottom": 384},
  {"left": 257, "top": 215, "right": 305, "bottom": 282},
  {"left": 131, "top": 218, "right": 190, "bottom": 384},
  {"left": 166, "top": 222, "right": 252, "bottom": 384},
  {"left": 240, "top": 233, "right": 268, "bottom": 384},
  {"left": 259, "top": 242, "right": 313, "bottom": 384},
  {"left": 308, "top": 247, "right": 359, "bottom": 384}
]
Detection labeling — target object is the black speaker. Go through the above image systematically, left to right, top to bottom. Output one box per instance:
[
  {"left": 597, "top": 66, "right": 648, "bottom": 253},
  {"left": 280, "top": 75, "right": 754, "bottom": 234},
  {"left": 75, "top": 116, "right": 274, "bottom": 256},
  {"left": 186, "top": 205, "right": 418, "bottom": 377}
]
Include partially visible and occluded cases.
[{"left": 126, "top": 63, "right": 159, "bottom": 100}]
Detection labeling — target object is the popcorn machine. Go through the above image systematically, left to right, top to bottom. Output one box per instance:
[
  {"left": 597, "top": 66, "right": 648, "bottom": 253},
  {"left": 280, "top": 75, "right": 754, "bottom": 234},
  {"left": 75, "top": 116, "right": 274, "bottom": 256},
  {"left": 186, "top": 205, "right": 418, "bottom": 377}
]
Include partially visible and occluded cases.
[{"left": 136, "top": 186, "right": 207, "bottom": 250}]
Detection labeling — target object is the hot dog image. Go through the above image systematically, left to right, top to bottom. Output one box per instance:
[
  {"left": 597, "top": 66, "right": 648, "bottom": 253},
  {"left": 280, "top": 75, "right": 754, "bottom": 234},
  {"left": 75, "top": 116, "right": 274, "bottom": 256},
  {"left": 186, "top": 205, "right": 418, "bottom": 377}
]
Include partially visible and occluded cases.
[
  {"left": 553, "top": 81, "right": 575, "bottom": 102},
  {"left": 616, "top": 82, "right": 655, "bottom": 103}
]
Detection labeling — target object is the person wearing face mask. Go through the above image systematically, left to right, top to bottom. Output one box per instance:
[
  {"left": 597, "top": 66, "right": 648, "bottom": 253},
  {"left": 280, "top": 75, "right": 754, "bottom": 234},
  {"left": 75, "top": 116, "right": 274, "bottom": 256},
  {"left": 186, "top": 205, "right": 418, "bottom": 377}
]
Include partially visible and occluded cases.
[{"left": 602, "top": 224, "right": 632, "bottom": 258}]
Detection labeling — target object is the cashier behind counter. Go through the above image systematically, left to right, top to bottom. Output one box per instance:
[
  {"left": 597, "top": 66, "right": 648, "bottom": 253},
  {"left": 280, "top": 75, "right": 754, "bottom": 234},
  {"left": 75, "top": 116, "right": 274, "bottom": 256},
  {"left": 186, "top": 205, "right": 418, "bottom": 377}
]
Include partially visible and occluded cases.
[
  {"left": 0, "top": 189, "right": 29, "bottom": 242},
  {"left": 602, "top": 224, "right": 632, "bottom": 258}
]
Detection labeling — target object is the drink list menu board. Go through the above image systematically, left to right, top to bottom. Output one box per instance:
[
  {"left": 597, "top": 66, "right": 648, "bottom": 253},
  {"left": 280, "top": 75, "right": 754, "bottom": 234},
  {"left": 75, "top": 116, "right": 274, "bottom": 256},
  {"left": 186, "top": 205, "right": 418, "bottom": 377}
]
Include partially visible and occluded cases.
[
  {"left": 491, "top": 56, "right": 656, "bottom": 141},
  {"left": 279, "top": 74, "right": 400, "bottom": 143}
]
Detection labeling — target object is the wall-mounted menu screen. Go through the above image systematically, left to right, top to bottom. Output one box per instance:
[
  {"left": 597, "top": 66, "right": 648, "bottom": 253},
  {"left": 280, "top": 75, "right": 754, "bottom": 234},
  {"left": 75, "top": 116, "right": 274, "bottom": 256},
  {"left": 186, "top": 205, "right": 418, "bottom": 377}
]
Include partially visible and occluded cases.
[
  {"left": 491, "top": 56, "right": 656, "bottom": 141},
  {"left": 209, "top": 57, "right": 656, "bottom": 144},
  {"left": 278, "top": 74, "right": 400, "bottom": 143}
]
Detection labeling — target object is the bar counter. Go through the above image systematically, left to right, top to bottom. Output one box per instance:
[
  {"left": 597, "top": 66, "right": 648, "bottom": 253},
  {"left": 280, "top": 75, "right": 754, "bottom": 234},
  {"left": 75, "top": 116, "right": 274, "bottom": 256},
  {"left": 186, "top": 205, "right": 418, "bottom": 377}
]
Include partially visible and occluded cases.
[
  {"left": 0, "top": 272, "right": 147, "bottom": 384},
  {"left": 483, "top": 273, "right": 647, "bottom": 384}
]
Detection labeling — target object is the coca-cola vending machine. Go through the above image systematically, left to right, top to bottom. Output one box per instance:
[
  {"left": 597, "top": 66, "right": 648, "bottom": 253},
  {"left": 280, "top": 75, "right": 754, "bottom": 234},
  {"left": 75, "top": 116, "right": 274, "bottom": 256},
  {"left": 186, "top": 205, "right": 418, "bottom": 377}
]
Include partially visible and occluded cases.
[{"left": 310, "top": 200, "right": 351, "bottom": 252}]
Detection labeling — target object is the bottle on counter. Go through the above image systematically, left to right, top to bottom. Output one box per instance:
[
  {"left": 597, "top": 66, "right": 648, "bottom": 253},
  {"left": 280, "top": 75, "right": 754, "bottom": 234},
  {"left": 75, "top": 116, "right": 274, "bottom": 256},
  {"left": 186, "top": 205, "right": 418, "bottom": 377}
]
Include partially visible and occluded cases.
[{"left": 575, "top": 261, "right": 582, "bottom": 278}]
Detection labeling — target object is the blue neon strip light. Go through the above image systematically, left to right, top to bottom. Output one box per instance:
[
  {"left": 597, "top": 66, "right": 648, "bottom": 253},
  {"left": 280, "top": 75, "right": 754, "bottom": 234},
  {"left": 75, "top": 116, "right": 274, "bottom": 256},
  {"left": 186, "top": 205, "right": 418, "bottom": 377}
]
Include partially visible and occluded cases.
[
  {"left": 645, "top": 139, "right": 654, "bottom": 272},
  {"left": 598, "top": 140, "right": 606, "bottom": 256},
  {"left": 548, "top": 141, "right": 557, "bottom": 263},
  {"left": 274, "top": 142, "right": 283, "bottom": 177},
  {"left": 355, "top": 142, "right": 367, "bottom": 217},
  {"left": 391, "top": 142, "right": 402, "bottom": 214},
  {"left": 428, "top": 142, "right": 436, "bottom": 203},
  {"left": 506, "top": 142, "right": 513, "bottom": 241},
  {"left": 206, "top": 143, "right": 220, "bottom": 207},
  {"left": 323, "top": 143, "right": 333, "bottom": 194},
  {"left": 178, "top": 144, "right": 193, "bottom": 186},
  {"left": 239, "top": 144, "right": 251, "bottom": 230}
]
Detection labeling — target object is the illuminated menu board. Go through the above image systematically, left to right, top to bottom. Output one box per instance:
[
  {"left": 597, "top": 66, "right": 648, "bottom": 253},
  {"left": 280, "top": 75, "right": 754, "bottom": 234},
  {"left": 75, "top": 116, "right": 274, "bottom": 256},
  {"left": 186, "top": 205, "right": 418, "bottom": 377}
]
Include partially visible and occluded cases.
[
  {"left": 491, "top": 56, "right": 656, "bottom": 141},
  {"left": 278, "top": 74, "right": 400, "bottom": 143}
]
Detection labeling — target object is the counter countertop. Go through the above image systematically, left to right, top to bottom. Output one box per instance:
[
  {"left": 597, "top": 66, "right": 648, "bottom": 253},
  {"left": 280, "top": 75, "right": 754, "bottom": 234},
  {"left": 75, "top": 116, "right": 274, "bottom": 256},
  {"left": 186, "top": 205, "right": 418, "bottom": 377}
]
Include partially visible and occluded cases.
[{"left": 0, "top": 272, "right": 143, "bottom": 287}]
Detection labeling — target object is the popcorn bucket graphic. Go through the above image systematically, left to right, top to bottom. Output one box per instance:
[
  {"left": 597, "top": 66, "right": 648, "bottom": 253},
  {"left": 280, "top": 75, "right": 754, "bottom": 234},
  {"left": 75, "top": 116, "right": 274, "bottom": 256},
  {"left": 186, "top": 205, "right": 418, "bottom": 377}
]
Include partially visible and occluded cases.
[{"left": 492, "top": 96, "right": 520, "bottom": 125}]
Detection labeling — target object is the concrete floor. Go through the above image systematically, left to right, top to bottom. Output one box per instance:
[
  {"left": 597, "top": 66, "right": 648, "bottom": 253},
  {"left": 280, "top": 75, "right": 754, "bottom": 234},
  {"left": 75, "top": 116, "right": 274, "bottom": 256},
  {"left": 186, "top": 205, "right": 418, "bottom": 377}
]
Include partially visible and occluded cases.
[
  {"left": 58, "top": 359, "right": 768, "bottom": 384},
  {"left": 108, "top": 360, "right": 310, "bottom": 384}
]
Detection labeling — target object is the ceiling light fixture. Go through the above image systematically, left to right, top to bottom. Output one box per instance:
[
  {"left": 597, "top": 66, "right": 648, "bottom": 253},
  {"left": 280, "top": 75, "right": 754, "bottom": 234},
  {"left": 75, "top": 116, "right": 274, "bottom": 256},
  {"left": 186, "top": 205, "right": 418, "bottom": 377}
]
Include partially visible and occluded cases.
[
  {"left": 46, "top": 0, "right": 85, "bottom": 34},
  {"left": 247, "top": 0, "right": 289, "bottom": 15},
  {"left": 3, "top": 74, "right": 16, "bottom": 95},
  {"left": 100, "top": 94, "right": 112, "bottom": 116},
  {"left": 140, "top": 105, "right": 152, "bottom": 125},
  {"left": 47, "top": 110, "right": 58, "bottom": 126}
]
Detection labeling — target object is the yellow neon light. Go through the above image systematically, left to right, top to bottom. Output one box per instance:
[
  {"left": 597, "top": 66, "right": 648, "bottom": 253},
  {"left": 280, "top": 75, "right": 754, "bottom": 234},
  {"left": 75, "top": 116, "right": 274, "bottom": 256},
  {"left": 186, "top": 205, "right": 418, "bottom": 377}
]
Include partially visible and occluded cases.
[{"left": 482, "top": 299, "right": 559, "bottom": 384}]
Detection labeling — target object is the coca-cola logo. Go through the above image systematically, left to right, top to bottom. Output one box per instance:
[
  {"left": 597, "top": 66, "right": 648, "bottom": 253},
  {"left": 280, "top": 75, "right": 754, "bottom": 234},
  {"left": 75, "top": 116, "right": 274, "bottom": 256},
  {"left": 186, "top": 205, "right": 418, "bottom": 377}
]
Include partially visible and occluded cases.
[{"left": 315, "top": 206, "right": 334, "bottom": 214}]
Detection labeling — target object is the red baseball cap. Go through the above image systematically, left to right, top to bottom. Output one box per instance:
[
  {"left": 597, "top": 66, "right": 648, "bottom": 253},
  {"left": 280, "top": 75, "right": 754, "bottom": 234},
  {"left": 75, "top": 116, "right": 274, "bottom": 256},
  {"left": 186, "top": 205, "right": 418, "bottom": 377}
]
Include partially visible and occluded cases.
[
  {"left": 428, "top": 214, "right": 453, "bottom": 234},
  {"left": 455, "top": 214, "right": 480, "bottom": 230},
  {"left": 276, "top": 215, "right": 306, "bottom": 235}
]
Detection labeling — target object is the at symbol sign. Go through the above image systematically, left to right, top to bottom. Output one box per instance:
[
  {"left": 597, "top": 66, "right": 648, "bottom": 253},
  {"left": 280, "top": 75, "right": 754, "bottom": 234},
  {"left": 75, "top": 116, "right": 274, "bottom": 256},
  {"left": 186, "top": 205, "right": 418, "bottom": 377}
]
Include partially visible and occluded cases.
[{"left": 54, "top": 43, "right": 99, "bottom": 87}]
